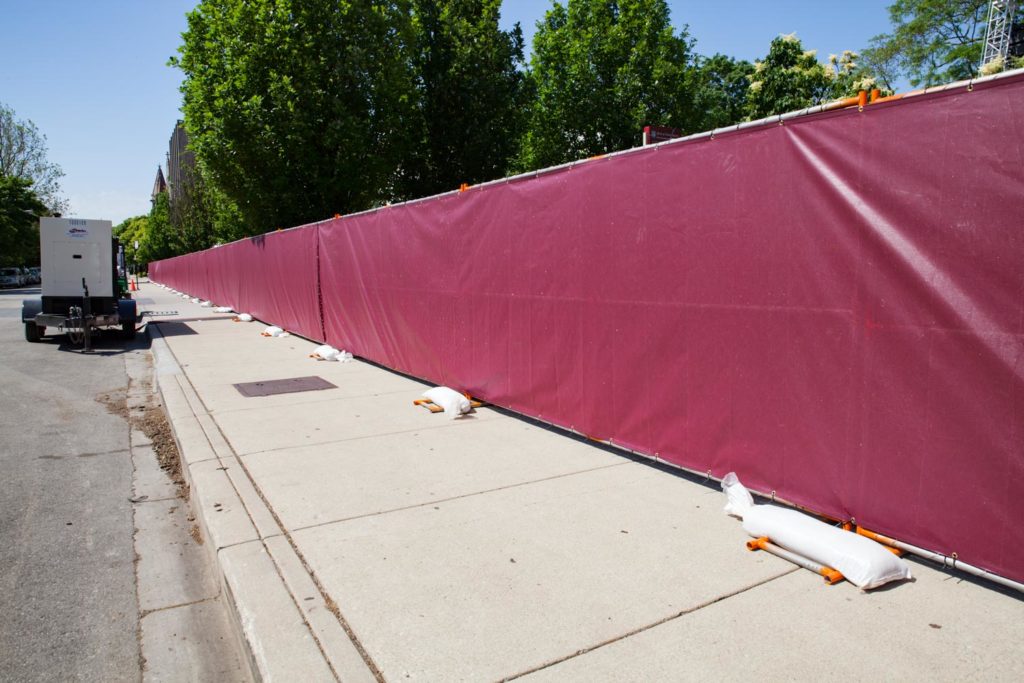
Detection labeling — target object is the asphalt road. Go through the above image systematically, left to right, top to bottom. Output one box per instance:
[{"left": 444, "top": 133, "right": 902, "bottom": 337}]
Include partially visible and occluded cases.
[{"left": 0, "top": 286, "right": 141, "bottom": 681}]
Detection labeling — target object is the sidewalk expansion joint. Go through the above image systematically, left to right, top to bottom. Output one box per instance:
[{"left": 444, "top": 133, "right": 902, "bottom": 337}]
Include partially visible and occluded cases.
[
  {"left": 208, "top": 388, "right": 414, "bottom": 416},
  {"left": 238, "top": 417, "right": 506, "bottom": 458},
  {"left": 291, "top": 461, "right": 635, "bottom": 534},
  {"left": 501, "top": 566, "right": 800, "bottom": 681}
]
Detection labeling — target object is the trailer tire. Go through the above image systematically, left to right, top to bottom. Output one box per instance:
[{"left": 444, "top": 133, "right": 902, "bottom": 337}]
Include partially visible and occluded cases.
[
  {"left": 122, "top": 321, "right": 136, "bottom": 340},
  {"left": 25, "top": 322, "right": 43, "bottom": 343}
]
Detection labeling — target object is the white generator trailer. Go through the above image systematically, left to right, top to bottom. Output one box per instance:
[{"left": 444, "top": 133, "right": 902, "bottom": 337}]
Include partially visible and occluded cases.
[{"left": 21, "top": 217, "right": 137, "bottom": 349}]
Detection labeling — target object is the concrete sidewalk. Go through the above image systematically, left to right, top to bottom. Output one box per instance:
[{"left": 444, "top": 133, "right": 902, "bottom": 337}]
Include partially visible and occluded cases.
[{"left": 139, "top": 282, "right": 1024, "bottom": 682}]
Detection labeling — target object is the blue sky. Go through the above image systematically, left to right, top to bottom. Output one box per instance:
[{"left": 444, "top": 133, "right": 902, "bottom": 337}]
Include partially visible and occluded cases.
[{"left": 1, "top": 1, "right": 895, "bottom": 224}]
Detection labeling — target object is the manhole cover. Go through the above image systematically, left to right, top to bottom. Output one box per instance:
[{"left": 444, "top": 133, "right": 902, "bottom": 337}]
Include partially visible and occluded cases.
[{"left": 234, "top": 376, "right": 337, "bottom": 397}]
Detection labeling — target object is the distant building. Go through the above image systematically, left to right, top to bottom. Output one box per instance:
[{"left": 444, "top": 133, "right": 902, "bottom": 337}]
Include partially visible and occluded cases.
[
  {"left": 167, "top": 120, "right": 195, "bottom": 205},
  {"left": 151, "top": 166, "right": 167, "bottom": 204}
]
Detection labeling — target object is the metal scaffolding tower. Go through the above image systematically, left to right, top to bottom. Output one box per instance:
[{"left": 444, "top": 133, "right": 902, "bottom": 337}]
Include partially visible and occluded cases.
[{"left": 981, "top": 0, "right": 1019, "bottom": 68}]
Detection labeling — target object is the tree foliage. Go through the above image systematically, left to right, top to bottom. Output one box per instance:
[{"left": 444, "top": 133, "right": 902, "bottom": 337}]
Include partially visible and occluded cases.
[
  {"left": 165, "top": 0, "right": 891, "bottom": 246},
  {"left": 173, "top": 0, "right": 419, "bottom": 232},
  {"left": 404, "top": 0, "right": 529, "bottom": 197},
  {"left": 517, "top": 0, "right": 695, "bottom": 170},
  {"left": 863, "top": 0, "right": 988, "bottom": 88},
  {"left": 747, "top": 35, "right": 872, "bottom": 119},
  {"left": 688, "top": 54, "right": 754, "bottom": 131},
  {"left": 0, "top": 103, "right": 68, "bottom": 215},
  {"left": 170, "top": 162, "right": 247, "bottom": 252},
  {"left": 0, "top": 175, "right": 47, "bottom": 267},
  {"left": 144, "top": 191, "right": 178, "bottom": 264},
  {"left": 113, "top": 214, "right": 151, "bottom": 268}
]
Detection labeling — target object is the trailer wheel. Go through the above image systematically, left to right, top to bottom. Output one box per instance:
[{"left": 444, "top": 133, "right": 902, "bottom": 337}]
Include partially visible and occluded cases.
[
  {"left": 122, "top": 321, "right": 136, "bottom": 339},
  {"left": 25, "top": 322, "right": 43, "bottom": 343}
]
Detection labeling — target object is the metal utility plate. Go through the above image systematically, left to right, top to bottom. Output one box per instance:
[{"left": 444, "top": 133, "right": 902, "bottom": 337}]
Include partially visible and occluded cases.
[{"left": 233, "top": 376, "right": 337, "bottom": 398}]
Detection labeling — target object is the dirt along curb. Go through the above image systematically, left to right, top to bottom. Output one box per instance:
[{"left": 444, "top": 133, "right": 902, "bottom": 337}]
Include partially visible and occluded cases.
[{"left": 91, "top": 332, "right": 252, "bottom": 681}]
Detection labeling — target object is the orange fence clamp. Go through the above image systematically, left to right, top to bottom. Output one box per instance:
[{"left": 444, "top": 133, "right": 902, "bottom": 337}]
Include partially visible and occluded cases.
[{"left": 856, "top": 526, "right": 905, "bottom": 556}]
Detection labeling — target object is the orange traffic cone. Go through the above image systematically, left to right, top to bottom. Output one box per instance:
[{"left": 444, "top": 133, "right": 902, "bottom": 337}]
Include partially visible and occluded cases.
[{"left": 129, "top": 279, "right": 137, "bottom": 292}]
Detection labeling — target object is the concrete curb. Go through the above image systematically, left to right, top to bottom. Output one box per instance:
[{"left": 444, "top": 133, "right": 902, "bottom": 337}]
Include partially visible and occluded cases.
[{"left": 148, "top": 322, "right": 377, "bottom": 683}]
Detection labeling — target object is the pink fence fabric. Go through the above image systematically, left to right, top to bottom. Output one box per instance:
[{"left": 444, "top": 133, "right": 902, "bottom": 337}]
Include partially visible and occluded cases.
[
  {"left": 150, "top": 73, "right": 1024, "bottom": 584},
  {"left": 152, "top": 226, "right": 322, "bottom": 340}
]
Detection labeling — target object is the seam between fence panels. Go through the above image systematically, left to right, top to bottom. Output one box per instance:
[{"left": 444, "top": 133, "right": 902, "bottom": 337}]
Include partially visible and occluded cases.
[{"left": 315, "top": 227, "right": 326, "bottom": 343}]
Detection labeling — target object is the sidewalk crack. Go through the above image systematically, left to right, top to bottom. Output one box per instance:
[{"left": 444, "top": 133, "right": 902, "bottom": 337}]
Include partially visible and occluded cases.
[
  {"left": 291, "top": 461, "right": 633, "bottom": 533},
  {"left": 502, "top": 567, "right": 799, "bottom": 681},
  {"left": 139, "top": 593, "right": 221, "bottom": 618}
]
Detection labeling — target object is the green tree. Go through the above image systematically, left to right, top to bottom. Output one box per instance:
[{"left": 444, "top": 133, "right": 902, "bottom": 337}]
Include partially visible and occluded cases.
[
  {"left": 172, "top": 0, "right": 419, "bottom": 232},
  {"left": 403, "top": 0, "right": 529, "bottom": 197},
  {"left": 517, "top": 0, "right": 695, "bottom": 170},
  {"left": 863, "top": 0, "right": 988, "bottom": 88},
  {"left": 746, "top": 35, "right": 872, "bottom": 119},
  {"left": 688, "top": 54, "right": 754, "bottom": 131},
  {"left": 0, "top": 103, "right": 68, "bottom": 214},
  {"left": 170, "top": 162, "right": 247, "bottom": 252},
  {"left": 0, "top": 175, "right": 47, "bottom": 266},
  {"left": 145, "top": 191, "right": 178, "bottom": 264},
  {"left": 114, "top": 214, "right": 150, "bottom": 269}
]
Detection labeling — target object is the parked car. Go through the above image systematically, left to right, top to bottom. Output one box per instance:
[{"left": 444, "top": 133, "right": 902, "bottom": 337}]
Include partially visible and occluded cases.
[
  {"left": 0, "top": 267, "right": 23, "bottom": 288},
  {"left": 27, "top": 267, "right": 41, "bottom": 284}
]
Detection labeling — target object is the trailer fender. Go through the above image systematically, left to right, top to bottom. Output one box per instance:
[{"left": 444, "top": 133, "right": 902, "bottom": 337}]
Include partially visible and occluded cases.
[
  {"left": 22, "top": 298, "right": 42, "bottom": 323},
  {"left": 117, "top": 298, "right": 137, "bottom": 324}
]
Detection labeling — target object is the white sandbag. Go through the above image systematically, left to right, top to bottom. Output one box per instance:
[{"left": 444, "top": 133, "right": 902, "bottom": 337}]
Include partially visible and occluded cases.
[
  {"left": 200, "top": 300, "right": 212, "bottom": 307},
  {"left": 214, "top": 306, "right": 234, "bottom": 313},
  {"left": 235, "top": 313, "right": 253, "bottom": 322},
  {"left": 262, "top": 325, "right": 288, "bottom": 337},
  {"left": 311, "top": 344, "right": 341, "bottom": 361},
  {"left": 339, "top": 351, "right": 353, "bottom": 362},
  {"left": 422, "top": 386, "right": 470, "bottom": 419},
  {"left": 722, "top": 473, "right": 910, "bottom": 590}
]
